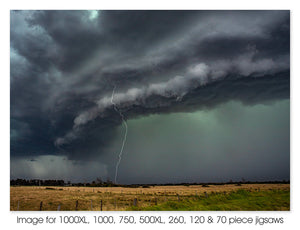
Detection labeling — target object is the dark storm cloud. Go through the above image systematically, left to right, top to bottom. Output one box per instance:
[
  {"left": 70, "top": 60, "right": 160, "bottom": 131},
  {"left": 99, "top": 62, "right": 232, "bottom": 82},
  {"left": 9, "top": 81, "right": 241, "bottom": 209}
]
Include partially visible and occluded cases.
[
  {"left": 10, "top": 10, "right": 289, "bottom": 162},
  {"left": 26, "top": 11, "right": 104, "bottom": 72}
]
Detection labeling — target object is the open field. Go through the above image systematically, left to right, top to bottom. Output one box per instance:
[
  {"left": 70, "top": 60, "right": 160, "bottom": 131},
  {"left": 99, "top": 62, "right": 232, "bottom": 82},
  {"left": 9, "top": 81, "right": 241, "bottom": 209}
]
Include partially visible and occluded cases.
[{"left": 10, "top": 184, "right": 290, "bottom": 211}]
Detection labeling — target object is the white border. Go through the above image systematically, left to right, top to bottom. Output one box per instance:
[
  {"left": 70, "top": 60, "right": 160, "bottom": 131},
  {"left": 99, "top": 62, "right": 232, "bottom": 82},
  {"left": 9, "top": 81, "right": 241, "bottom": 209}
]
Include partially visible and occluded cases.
[{"left": 1, "top": 1, "right": 298, "bottom": 229}]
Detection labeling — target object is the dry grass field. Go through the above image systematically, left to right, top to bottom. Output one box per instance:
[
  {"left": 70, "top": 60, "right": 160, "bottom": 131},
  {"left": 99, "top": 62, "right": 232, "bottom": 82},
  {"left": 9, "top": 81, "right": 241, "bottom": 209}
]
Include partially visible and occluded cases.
[{"left": 10, "top": 183, "right": 290, "bottom": 211}]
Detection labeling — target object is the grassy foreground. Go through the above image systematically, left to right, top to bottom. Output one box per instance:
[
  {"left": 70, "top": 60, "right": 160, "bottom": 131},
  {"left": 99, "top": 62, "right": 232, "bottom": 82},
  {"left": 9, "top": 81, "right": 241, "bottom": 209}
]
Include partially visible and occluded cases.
[
  {"left": 10, "top": 184, "right": 289, "bottom": 211},
  {"left": 128, "top": 189, "right": 290, "bottom": 211}
]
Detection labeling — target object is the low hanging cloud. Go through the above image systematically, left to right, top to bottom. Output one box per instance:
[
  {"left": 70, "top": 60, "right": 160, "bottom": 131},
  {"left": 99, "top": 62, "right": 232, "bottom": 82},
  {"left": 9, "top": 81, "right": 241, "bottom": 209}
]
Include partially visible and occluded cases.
[
  {"left": 11, "top": 10, "right": 289, "bottom": 165},
  {"left": 57, "top": 52, "right": 289, "bottom": 147},
  {"left": 73, "top": 63, "right": 210, "bottom": 127}
]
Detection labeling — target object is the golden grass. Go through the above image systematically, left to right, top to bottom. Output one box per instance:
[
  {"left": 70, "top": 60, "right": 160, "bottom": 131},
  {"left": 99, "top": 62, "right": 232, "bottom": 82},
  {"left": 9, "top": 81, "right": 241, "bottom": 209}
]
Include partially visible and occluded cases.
[{"left": 10, "top": 184, "right": 290, "bottom": 211}]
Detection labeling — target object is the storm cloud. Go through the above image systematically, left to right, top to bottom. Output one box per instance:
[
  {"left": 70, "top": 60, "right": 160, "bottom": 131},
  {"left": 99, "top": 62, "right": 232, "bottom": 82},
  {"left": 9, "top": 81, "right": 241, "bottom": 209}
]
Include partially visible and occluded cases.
[{"left": 10, "top": 10, "right": 289, "bottom": 183}]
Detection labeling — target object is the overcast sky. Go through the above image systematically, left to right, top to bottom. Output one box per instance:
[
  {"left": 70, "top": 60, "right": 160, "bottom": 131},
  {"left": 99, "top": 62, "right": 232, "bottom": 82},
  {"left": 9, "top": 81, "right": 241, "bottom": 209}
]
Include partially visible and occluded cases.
[{"left": 10, "top": 10, "right": 290, "bottom": 184}]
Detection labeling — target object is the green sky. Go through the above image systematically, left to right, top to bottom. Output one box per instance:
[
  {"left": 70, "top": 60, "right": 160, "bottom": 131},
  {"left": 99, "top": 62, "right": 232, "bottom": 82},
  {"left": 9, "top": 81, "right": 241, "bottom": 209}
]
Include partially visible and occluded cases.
[{"left": 110, "top": 100, "right": 290, "bottom": 184}]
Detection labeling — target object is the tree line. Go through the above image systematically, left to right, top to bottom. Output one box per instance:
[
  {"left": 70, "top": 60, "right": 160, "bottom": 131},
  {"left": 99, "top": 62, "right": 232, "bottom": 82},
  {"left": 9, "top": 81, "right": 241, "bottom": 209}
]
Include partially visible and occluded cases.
[
  {"left": 10, "top": 178, "right": 289, "bottom": 187},
  {"left": 10, "top": 178, "right": 116, "bottom": 187},
  {"left": 10, "top": 179, "right": 65, "bottom": 186}
]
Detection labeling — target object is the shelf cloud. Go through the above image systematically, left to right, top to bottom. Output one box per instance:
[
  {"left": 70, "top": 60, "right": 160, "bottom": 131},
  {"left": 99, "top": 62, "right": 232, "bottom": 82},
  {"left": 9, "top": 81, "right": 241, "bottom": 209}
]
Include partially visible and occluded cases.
[{"left": 10, "top": 10, "right": 289, "bottom": 183}]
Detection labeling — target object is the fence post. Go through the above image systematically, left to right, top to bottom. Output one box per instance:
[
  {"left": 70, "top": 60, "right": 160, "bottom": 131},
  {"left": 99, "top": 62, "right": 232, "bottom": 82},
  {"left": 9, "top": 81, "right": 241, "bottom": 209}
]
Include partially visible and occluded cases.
[
  {"left": 204, "top": 192, "right": 208, "bottom": 198},
  {"left": 177, "top": 194, "right": 180, "bottom": 201},
  {"left": 155, "top": 197, "right": 157, "bottom": 205},
  {"left": 133, "top": 198, "right": 137, "bottom": 206},
  {"left": 75, "top": 200, "right": 78, "bottom": 211},
  {"left": 91, "top": 200, "right": 93, "bottom": 210},
  {"left": 100, "top": 200, "right": 103, "bottom": 211},
  {"left": 17, "top": 201, "right": 19, "bottom": 211},
  {"left": 39, "top": 201, "right": 43, "bottom": 211},
  {"left": 57, "top": 204, "right": 61, "bottom": 211}
]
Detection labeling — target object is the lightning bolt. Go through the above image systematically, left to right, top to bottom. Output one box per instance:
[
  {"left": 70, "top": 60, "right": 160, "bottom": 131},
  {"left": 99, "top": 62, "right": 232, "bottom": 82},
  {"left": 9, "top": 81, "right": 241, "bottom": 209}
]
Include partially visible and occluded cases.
[{"left": 111, "top": 85, "right": 128, "bottom": 184}]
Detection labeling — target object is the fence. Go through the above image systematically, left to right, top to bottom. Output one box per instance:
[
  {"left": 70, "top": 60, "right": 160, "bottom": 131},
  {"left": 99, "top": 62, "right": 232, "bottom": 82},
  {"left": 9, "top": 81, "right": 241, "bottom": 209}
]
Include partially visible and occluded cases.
[
  {"left": 11, "top": 186, "right": 282, "bottom": 211},
  {"left": 11, "top": 190, "right": 234, "bottom": 211}
]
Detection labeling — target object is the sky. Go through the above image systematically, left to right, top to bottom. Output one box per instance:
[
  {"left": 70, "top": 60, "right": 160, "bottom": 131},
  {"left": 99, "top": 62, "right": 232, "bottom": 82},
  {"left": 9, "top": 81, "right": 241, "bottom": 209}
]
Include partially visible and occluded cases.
[{"left": 10, "top": 10, "right": 290, "bottom": 184}]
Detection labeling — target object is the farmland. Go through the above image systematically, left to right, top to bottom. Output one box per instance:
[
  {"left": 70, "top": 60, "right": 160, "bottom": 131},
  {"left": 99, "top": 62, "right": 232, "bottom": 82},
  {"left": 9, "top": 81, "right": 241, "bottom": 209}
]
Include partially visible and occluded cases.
[{"left": 10, "top": 183, "right": 290, "bottom": 211}]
